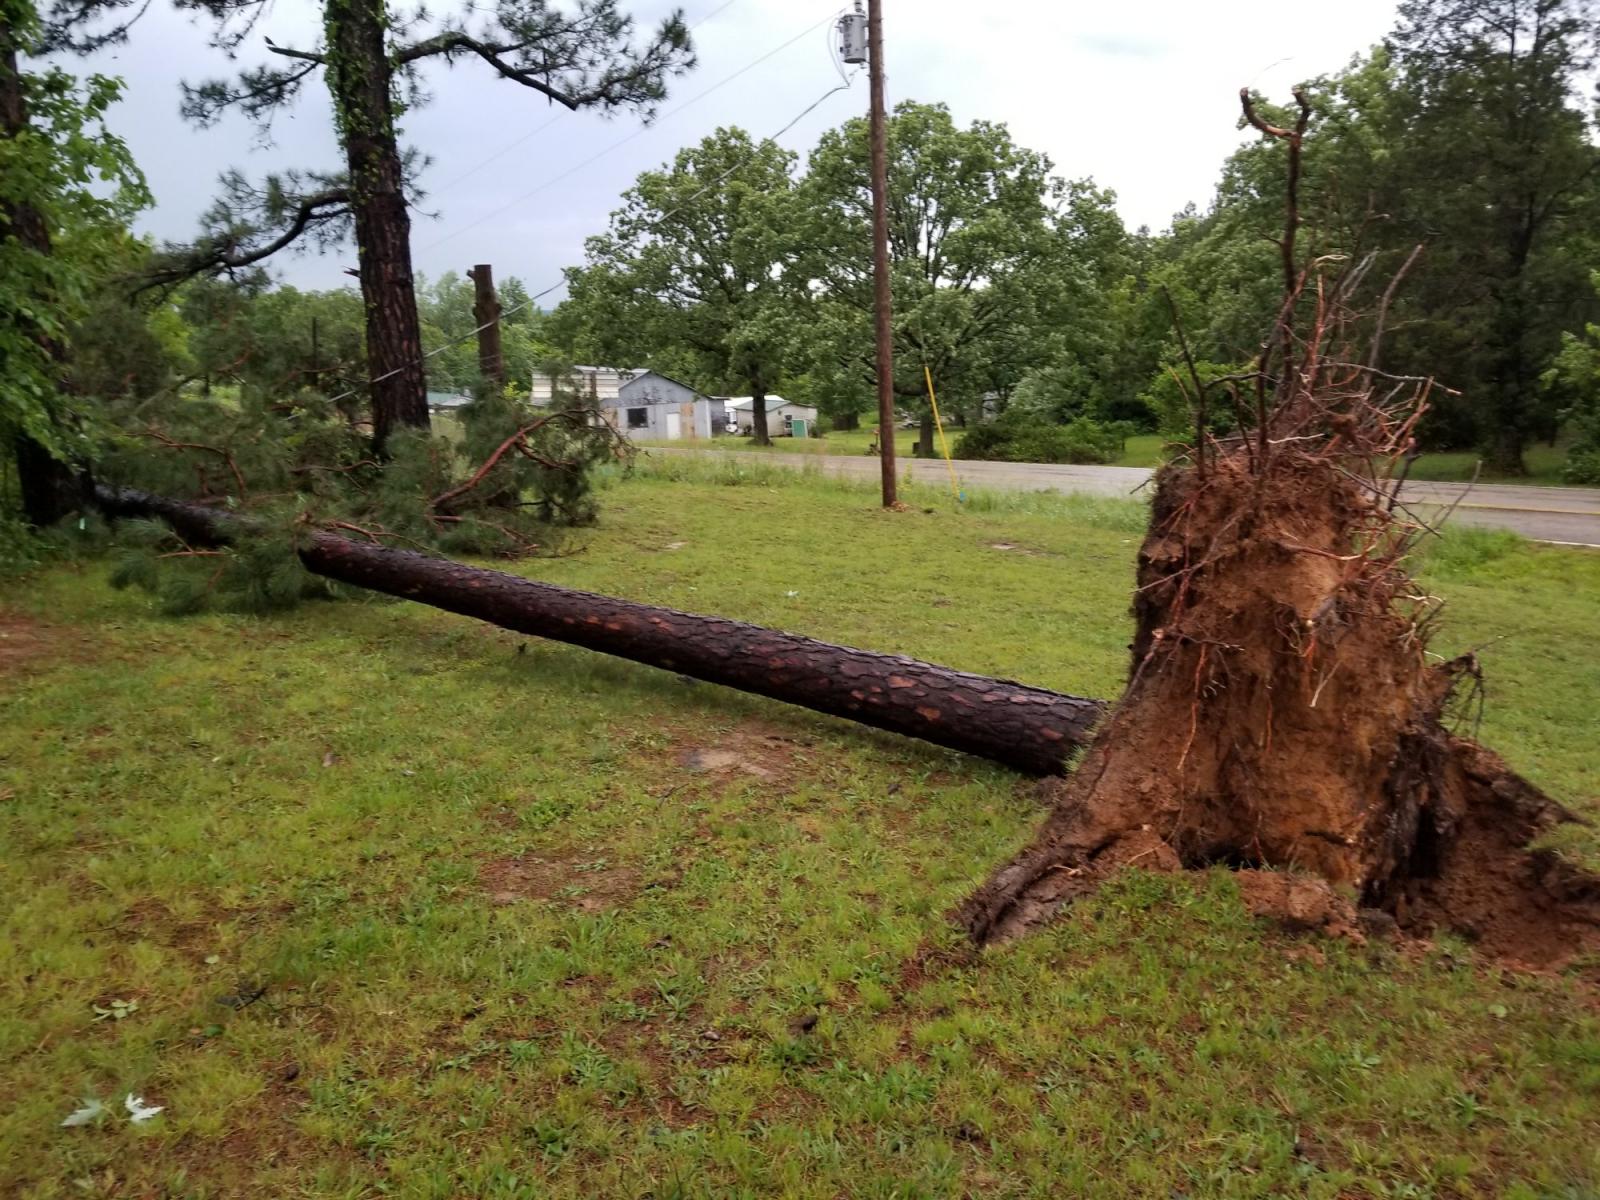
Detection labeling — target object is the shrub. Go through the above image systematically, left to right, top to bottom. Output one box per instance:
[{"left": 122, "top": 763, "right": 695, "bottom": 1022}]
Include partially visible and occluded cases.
[
  {"left": 1138, "top": 359, "right": 1246, "bottom": 439},
  {"left": 953, "top": 416, "right": 1123, "bottom": 465},
  {"left": 1564, "top": 445, "right": 1600, "bottom": 485}
]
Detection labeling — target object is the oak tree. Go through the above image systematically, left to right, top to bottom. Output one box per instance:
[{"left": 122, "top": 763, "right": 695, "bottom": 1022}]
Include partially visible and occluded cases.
[{"left": 559, "top": 128, "right": 799, "bottom": 444}]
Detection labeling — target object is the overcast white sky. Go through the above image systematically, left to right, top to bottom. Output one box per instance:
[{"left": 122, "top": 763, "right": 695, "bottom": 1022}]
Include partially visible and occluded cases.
[{"left": 76, "top": 0, "right": 1401, "bottom": 297}]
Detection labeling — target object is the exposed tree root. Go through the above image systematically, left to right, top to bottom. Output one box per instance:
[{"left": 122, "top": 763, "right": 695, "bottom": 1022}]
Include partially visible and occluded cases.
[{"left": 958, "top": 460, "right": 1600, "bottom": 970}]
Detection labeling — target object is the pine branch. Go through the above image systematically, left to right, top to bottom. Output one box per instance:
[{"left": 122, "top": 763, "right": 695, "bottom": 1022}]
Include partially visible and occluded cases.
[
  {"left": 392, "top": 32, "right": 584, "bottom": 108},
  {"left": 180, "top": 59, "right": 321, "bottom": 126},
  {"left": 142, "top": 178, "right": 351, "bottom": 292}
]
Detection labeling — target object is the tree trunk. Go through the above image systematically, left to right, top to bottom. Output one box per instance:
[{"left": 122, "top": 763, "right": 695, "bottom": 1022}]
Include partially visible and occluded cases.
[
  {"left": 325, "top": 0, "right": 429, "bottom": 455},
  {"left": 1, "top": 33, "right": 82, "bottom": 527},
  {"left": 469, "top": 263, "right": 505, "bottom": 392},
  {"left": 750, "top": 385, "right": 770, "bottom": 445},
  {"left": 833, "top": 410, "right": 860, "bottom": 431},
  {"left": 917, "top": 411, "right": 934, "bottom": 457},
  {"left": 1483, "top": 419, "right": 1527, "bottom": 477},
  {"left": 14, "top": 433, "right": 87, "bottom": 527},
  {"left": 92, "top": 485, "right": 1105, "bottom": 774}
]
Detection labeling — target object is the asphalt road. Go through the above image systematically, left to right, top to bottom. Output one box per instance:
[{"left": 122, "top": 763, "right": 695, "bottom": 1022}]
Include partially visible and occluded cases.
[{"left": 648, "top": 448, "right": 1600, "bottom": 547}]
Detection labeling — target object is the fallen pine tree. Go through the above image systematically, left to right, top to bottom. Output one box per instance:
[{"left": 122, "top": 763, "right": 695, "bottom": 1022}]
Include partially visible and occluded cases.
[{"left": 92, "top": 484, "right": 1106, "bottom": 775}]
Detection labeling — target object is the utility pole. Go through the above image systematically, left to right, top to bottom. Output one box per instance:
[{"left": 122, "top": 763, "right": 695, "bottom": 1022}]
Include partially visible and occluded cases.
[
  {"left": 866, "top": 0, "right": 896, "bottom": 507},
  {"left": 468, "top": 263, "right": 506, "bottom": 392}
]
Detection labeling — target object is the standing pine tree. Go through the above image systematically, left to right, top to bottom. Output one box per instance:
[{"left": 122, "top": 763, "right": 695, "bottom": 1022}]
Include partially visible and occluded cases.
[
  {"left": 161, "top": 0, "right": 694, "bottom": 453},
  {"left": 1387, "top": 0, "right": 1600, "bottom": 473}
]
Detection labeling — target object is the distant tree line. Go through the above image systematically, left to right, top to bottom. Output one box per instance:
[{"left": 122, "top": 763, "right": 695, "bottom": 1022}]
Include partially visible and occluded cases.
[{"left": 556, "top": 0, "right": 1600, "bottom": 477}]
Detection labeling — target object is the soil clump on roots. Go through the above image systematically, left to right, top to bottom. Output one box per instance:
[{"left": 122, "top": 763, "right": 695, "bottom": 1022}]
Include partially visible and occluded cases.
[{"left": 958, "top": 457, "right": 1600, "bottom": 969}]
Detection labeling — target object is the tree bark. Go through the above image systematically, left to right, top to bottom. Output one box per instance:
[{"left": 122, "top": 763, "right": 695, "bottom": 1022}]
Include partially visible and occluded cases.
[
  {"left": 325, "top": 0, "right": 430, "bottom": 454},
  {"left": 1, "top": 31, "right": 82, "bottom": 526},
  {"left": 469, "top": 263, "right": 505, "bottom": 392},
  {"left": 749, "top": 384, "right": 770, "bottom": 445},
  {"left": 917, "top": 411, "right": 934, "bottom": 458},
  {"left": 14, "top": 432, "right": 87, "bottom": 526},
  {"left": 92, "top": 485, "right": 1105, "bottom": 774}
]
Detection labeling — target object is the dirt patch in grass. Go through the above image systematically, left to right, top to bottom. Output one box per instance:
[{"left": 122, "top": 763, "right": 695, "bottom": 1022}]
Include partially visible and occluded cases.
[
  {"left": 0, "top": 609, "right": 64, "bottom": 674},
  {"left": 674, "top": 718, "right": 806, "bottom": 785},
  {"left": 480, "top": 848, "right": 641, "bottom": 911},
  {"left": 162, "top": 1072, "right": 321, "bottom": 1193}
]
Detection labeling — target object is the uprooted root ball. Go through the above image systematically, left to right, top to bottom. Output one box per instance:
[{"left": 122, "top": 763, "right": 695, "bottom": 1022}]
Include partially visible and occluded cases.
[{"left": 959, "top": 457, "right": 1600, "bottom": 969}]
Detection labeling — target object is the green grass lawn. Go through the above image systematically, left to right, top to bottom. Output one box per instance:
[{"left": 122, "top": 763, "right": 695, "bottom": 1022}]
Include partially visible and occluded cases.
[{"left": 3, "top": 471, "right": 1598, "bottom": 1198}]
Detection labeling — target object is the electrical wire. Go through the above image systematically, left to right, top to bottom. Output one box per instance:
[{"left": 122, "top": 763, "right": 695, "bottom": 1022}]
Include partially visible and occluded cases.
[
  {"left": 424, "top": 0, "right": 746, "bottom": 199},
  {"left": 415, "top": 10, "right": 839, "bottom": 255},
  {"left": 322, "top": 65, "right": 858, "bottom": 410}
]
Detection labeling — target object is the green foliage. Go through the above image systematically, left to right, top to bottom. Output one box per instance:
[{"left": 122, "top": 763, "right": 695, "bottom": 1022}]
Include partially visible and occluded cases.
[
  {"left": 0, "top": 25, "right": 148, "bottom": 475},
  {"left": 559, "top": 127, "right": 800, "bottom": 440},
  {"left": 175, "top": 275, "right": 368, "bottom": 401},
  {"left": 1543, "top": 295, "right": 1600, "bottom": 483},
  {"left": 1137, "top": 358, "right": 1248, "bottom": 439},
  {"left": 97, "top": 379, "right": 627, "bottom": 612},
  {"left": 953, "top": 416, "right": 1129, "bottom": 465},
  {"left": 109, "top": 519, "right": 332, "bottom": 615}
]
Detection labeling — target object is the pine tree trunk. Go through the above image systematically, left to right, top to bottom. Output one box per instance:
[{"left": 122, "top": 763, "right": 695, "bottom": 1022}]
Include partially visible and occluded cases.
[
  {"left": 325, "top": 0, "right": 429, "bottom": 455},
  {"left": 1, "top": 33, "right": 82, "bottom": 526},
  {"left": 92, "top": 484, "right": 1105, "bottom": 774}
]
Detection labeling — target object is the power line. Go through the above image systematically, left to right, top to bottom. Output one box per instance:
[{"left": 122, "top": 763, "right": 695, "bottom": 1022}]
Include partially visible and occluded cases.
[
  {"left": 424, "top": 0, "right": 746, "bottom": 199},
  {"left": 415, "top": 10, "right": 839, "bottom": 255},
  {"left": 324, "top": 67, "right": 857, "bottom": 410}
]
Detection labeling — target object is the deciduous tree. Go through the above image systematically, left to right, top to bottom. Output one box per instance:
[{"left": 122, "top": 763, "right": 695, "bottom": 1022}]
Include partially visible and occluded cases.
[
  {"left": 1, "top": 0, "right": 146, "bottom": 526},
  {"left": 795, "top": 102, "right": 1060, "bottom": 452},
  {"left": 559, "top": 128, "right": 799, "bottom": 444}
]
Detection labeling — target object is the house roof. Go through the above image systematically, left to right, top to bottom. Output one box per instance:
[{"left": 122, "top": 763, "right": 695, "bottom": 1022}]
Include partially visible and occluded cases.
[
  {"left": 621, "top": 369, "right": 713, "bottom": 399},
  {"left": 725, "top": 395, "right": 814, "bottom": 412}
]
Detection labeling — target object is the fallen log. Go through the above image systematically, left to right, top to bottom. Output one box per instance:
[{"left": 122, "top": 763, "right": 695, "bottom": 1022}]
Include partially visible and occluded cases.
[{"left": 94, "top": 485, "right": 1105, "bottom": 774}]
